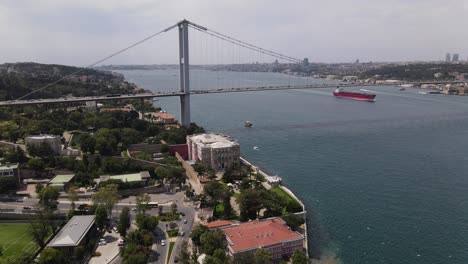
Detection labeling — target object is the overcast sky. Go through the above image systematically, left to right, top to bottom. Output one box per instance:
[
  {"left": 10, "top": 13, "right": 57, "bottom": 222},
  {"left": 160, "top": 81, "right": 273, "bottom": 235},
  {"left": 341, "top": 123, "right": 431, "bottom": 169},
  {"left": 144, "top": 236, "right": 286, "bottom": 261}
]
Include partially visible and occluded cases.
[{"left": 1, "top": 0, "right": 468, "bottom": 66}]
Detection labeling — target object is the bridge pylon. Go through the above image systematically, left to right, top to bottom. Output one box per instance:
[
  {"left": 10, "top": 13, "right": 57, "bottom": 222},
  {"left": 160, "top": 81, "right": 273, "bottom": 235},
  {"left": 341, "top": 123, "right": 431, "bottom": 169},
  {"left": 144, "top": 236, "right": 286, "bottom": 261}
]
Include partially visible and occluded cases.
[{"left": 178, "top": 19, "right": 191, "bottom": 127}]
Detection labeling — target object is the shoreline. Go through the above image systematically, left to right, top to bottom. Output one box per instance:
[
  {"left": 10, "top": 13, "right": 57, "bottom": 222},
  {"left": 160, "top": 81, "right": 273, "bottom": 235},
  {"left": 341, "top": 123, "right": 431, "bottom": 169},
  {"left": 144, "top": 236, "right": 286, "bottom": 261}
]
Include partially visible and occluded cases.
[{"left": 240, "top": 156, "right": 310, "bottom": 258}]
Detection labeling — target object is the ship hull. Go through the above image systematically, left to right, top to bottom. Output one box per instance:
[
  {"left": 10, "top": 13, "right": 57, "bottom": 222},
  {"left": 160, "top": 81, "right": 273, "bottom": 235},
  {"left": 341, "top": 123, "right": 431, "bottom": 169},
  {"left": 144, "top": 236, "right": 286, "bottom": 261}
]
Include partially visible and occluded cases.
[{"left": 333, "top": 91, "right": 376, "bottom": 102}]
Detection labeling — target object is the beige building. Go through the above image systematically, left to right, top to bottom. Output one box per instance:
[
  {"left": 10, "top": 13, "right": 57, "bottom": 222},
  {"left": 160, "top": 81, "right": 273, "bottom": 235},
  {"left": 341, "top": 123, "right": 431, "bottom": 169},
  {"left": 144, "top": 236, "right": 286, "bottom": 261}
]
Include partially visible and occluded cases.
[
  {"left": 187, "top": 133, "right": 240, "bottom": 170},
  {"left": 25, "top": 135, "right": 62, "bottom": 154}
]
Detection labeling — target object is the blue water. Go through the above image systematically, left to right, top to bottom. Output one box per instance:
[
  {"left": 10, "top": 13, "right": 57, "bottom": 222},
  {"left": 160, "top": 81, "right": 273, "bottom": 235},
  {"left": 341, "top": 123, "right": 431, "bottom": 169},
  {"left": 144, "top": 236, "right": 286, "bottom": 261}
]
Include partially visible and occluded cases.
[{"left": 119, "top": 69, "right": 468, "bottom": 264}]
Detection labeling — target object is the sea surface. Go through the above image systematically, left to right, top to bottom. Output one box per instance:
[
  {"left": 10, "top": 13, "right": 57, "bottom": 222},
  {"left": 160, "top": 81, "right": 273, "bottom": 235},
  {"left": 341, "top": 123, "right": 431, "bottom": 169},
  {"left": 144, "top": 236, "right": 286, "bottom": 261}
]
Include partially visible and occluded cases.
[{"left": 117, "top": 69, "right": 468, "bottom": 264}]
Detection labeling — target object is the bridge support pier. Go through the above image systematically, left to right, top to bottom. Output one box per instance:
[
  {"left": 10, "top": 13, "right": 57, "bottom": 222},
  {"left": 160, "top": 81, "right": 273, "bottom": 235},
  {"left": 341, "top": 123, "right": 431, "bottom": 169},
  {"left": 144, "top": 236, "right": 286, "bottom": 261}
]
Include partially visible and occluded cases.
[{"left": 178, "top": 20, "right": 191, "bottom": 127}]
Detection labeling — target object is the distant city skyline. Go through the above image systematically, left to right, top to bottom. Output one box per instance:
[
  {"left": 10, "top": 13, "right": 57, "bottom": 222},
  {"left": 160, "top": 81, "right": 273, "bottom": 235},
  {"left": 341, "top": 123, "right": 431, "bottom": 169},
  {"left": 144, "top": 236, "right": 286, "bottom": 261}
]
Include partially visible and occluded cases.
[{"left": 1, "top": 0, "right": 468, "bottom": 66}]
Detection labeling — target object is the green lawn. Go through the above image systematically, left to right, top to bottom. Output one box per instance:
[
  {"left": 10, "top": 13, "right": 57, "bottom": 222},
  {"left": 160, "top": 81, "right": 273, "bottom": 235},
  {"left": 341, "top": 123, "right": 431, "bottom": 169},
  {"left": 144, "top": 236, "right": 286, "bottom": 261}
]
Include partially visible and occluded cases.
[
  {"left": 270, "top": 186, "right": 295, "bottom": 203},
  {"left": 0, "top": 223, "right": 37, "bottom": 258},
  {"left": 167, "top": 241, "right": 175, "bottom": 264}
]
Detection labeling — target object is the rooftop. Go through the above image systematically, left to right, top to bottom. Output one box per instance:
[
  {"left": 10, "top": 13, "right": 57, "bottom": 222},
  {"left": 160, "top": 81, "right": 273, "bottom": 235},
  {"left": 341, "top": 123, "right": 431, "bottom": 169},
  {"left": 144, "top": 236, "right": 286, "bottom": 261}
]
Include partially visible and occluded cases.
[
  {"left": 158, "top": 112, "right": 176, "bottom": 120},
  {"left": 188, "top": 133, "right": 238, "bottom": 148},
  {"left": 25, "top": 134, "right": 60, "bottom": 139},
  {"left": 0, "top": 163, "right": 19, "bottom": 170},
  {"left": 96, "top": 172, "right": 146, "bottom": 183},
  {"left": 49, "top": 174, "right": 75, "bottom": 184},
  {"left": 48, "top": 215, "right": 95, "bottom": 247},
  {"left": 222, "top": 217, "right": 303, "bottom": 253},
  {"left": 206, "top": 220, "right": 233, "bottom": 229}
]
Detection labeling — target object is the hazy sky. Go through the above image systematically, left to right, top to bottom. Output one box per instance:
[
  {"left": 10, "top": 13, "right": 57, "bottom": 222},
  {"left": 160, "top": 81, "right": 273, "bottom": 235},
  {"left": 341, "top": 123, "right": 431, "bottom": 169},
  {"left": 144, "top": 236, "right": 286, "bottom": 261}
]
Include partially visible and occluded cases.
[{"left": 1, "top": 0, "right": 468, "bottom": 65}]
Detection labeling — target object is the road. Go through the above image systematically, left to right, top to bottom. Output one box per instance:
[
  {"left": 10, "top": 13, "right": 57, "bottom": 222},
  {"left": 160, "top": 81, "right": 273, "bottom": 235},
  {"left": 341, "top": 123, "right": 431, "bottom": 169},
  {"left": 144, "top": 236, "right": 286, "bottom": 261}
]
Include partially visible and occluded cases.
[{"left": 0, "top": 192, "right": 196, "bottom": 264}]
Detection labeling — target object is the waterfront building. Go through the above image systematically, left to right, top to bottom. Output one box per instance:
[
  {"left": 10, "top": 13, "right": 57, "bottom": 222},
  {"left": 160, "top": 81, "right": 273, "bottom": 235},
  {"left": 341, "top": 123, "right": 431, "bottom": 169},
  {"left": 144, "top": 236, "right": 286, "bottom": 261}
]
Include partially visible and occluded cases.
[
  {"left": 452, "top": 54, "right": 459, "bottom": 62},
  {"left": 187, "top": 133, "right": 240, "bottom": 171},
  {"left": 25, "top": 134, "right": 62, "bottom": 154},
  {"left": 47, "top": 215, "right": 97, "bottom": 260},
  {"left": 221, "top": 217, "right": 304, "bottom": 262}
]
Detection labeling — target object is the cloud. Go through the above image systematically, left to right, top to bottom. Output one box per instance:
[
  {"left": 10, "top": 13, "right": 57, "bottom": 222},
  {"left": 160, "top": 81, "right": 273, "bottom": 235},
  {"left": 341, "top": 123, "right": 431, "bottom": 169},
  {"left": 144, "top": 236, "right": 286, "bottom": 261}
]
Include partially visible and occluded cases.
[{"left": 1, "top": 0, "right": 467, "bottom": 64}]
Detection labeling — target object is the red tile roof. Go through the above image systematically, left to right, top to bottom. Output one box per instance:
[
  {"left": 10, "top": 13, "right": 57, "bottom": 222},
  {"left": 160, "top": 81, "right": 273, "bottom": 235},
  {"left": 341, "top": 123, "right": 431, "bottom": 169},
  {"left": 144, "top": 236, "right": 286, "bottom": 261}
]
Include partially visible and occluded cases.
[
  {"left": 158, "top": 112, "right": 175, "bottom": 120},
  {"left": 222, "top": 217, "right": 303, "bottom": 253},
  {"left": 206, "top": 220, "right": 233, "bottom": 229}
]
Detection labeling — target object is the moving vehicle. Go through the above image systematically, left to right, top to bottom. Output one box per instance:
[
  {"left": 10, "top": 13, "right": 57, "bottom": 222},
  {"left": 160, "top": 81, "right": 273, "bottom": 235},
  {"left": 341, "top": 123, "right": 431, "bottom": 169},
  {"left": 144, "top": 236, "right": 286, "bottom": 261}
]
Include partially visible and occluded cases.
[{"left": 161, "top": 240, "right": 166, "bottom": 246}]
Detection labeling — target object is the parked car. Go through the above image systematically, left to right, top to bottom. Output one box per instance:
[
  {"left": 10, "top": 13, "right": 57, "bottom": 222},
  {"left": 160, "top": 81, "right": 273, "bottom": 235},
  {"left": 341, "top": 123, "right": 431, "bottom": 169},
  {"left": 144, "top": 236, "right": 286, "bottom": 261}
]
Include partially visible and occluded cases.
[
  {"left": 23, "top": 206, "right": 31, "bottom": 210},
  {"left": 179, "top": 212, "right": 185, "bottom": 216},
  {"left": 183, "top": 219, "right": 187, "bottom": 224},
  {"left": 179, "top": 231, "right": 185, "bottom": 236},
  {"left": 161, "top": 240, "right": 166, "bottom": 246}
]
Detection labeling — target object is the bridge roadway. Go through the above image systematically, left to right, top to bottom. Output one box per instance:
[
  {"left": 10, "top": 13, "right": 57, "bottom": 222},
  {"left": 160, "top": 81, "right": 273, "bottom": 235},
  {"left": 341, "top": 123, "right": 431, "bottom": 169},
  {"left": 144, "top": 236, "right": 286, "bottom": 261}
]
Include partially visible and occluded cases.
[{"left": 0, "top": 81, "right": 461, "bottom": 106}]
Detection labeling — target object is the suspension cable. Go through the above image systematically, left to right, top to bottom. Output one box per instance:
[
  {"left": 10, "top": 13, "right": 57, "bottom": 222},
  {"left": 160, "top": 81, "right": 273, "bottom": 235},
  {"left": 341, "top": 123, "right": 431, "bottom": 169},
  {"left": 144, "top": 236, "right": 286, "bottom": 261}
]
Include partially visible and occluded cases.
[
  {"left": 17, "top": 23, "right": 178, "bottom": 100},
  {"left": 189, "top": 25, "right": 302, "bottom": 64}
]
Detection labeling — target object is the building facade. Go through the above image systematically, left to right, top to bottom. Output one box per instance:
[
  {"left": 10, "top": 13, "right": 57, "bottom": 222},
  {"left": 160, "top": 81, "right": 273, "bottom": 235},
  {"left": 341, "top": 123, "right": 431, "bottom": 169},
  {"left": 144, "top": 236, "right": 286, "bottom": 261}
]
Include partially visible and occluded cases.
[
  {"left": 187, "top": 133, "right": 240, "bottom": 170},
  {"left": 25, "top": 135, "right": 62, "bottom": 154},
  {"left": 0, "top": 163, "right": 20, "bottom": 183},
  {"left": 47, "top": 215, "right": 97, "bottom": 261},
  {"left": 221, "top": 217, "right": 304, "bottom": 262}
]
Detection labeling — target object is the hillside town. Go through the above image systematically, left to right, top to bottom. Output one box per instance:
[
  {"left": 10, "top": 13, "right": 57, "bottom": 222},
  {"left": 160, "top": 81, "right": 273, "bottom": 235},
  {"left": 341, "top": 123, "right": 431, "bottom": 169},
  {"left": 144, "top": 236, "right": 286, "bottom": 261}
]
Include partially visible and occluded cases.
[{"left": 0, "top": 95, "right": 309, "bottom": 264}]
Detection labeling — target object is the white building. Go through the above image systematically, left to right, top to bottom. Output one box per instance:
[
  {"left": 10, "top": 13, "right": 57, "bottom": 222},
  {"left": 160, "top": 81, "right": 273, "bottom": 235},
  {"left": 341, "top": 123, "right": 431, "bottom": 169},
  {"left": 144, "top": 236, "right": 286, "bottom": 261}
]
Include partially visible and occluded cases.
[
  {"left": 187, "top": 133, "right": 240, "bottom": 171},
  {"left": 25, "top": 135, "right": 62, "bottom": 154}
]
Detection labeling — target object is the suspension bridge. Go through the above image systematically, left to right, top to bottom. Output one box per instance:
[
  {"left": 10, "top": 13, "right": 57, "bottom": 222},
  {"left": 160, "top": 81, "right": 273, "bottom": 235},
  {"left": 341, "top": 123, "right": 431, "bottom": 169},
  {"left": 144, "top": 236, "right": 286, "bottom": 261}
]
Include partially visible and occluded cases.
[{"left": 0, "top": 19, "right": 450, "bottom": 125}]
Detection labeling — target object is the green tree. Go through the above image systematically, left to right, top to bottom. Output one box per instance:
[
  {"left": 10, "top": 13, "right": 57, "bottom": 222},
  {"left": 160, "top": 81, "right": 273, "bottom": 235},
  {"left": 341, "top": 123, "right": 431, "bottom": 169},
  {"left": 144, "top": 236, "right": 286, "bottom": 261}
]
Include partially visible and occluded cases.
[
  {"left": 78, "top": 133, "right": 96, "bottom": 153},
  {"left": 160, "top": 144, "right": 169, "bottom": 153},
  {"left": 28, "top": 158, "right": 45, "bottom": 177},
  {"left": 222, "top": 162, "right": 252, "bottom": 183},
  {"left": 0, "top": 176, "right": 17, "bottom": 194},
  {"left": 203, "top": 181, "right": 224, "bottom": 203},
  {"left": 35, "top": 183, "right": 44, "bottom": 196},
  {"left": 92, "top": 184, "right": 119, "bottom": 217},
  {"left": 67, "top": 185, "right": 79, "bottom": 219},
  {"left": 38, "top": 186, "right": 60, "bottom": 210},
  {"left": 238, "top": 189, "right": 265, "bottom": 221},
  {"left": 135, "top": 193, "right": 151, "bottom": 214},
  {"left": 171, "top": 202, "right": 178, "bottom": 214},
  {"left": 95, "top": 205, "right": 108, "bottom": 231},
  {"left": 118, "top": 207, "right": 131, "bottom": 237},
  {"left": 28, "top": 211, "right": 51, "bottom": 248},
  {"left": 135, "top": 214, "right": 159, "bottom": 231},
  {"left": 281, "top": 214, "right": 305, "bottom": 231},
  {"left": 190, "top": 224, "right": 209, "bottom": 249},
  {"left": 125, "top": 229, "right": 153, "bottom": 247},
  {"left": 200, "top": 229, "right": 226, "bottom": 255},
  {"left": 177, "top": 240, "right": 191, "bottom": 264},
  {"left": 37, "top": 248, "right": 66, "bottom": 264},
  {"left": 254, "top": 248, "right": 272, "bottom": 264},
  {"left": 291, "top": 249, "right": 309, "bottom": 264}
]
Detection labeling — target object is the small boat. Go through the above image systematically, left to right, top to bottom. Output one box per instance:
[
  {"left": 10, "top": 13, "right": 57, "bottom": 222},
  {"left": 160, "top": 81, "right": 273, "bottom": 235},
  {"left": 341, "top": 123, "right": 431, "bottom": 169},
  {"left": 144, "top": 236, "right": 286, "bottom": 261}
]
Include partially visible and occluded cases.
[
  {"left": 399, "top": 87, "right": 406, "bottom": 91},
  {"left": 244, "top": 121, "right": 253, "bottom": 127},
  {"left": 253, "top": 146, "right": 259, "bottom": 151}
]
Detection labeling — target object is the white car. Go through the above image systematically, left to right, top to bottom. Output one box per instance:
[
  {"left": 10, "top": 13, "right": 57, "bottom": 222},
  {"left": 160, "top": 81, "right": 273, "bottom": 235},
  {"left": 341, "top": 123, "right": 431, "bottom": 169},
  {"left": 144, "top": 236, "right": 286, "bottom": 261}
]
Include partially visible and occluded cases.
[{"left": 161, "top": 240, "right": 166, "bottom": 246}]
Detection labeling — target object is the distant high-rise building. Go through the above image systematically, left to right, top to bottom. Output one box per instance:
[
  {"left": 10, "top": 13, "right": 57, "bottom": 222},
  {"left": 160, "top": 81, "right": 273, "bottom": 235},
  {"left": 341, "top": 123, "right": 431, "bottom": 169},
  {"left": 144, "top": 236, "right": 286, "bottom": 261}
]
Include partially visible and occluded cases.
[
  {"left": 446, "top": 53, "right": 451, "bottom": 62},
  {"left": 452, "top": 54, "right": 459, "bottom": 62},
  {"left": 303, "top": 58, "right": 309, "bottom": 66},
  {"left": 355, "top": 59, "right": 360, "bottom": 64}
]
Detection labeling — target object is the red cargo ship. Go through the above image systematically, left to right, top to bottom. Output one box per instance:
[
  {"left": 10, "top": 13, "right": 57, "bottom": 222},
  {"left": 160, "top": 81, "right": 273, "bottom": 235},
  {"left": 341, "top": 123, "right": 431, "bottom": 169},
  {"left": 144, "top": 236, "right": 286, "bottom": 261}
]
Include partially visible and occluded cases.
[{"left": 333, "top": 88, "right": 376, "bottom": 102}]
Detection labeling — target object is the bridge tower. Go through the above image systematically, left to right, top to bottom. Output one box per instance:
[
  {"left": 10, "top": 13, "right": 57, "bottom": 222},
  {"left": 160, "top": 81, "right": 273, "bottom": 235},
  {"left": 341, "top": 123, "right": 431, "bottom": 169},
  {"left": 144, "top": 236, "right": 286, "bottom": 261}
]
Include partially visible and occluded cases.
[{"left": 178, "top": 20, "right": 191, "bottom": 126}]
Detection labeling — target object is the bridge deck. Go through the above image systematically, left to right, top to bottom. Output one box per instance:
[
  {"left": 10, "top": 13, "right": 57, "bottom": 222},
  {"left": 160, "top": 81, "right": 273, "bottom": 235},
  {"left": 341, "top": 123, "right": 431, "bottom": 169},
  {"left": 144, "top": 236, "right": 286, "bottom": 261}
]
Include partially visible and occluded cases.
[{"left": 0, "top": 81, "right": 459, "bottom": 106}]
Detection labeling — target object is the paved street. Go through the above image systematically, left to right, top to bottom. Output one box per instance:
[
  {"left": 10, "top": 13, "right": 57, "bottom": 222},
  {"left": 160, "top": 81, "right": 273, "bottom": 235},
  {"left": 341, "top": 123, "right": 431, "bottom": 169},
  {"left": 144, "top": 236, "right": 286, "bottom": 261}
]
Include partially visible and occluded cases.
[
  {"left": 0, "top": 191, "right": 197, "bottom": 264},
  {"left": 89, "top": 231, "right": 121, "bottom": 264}
]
